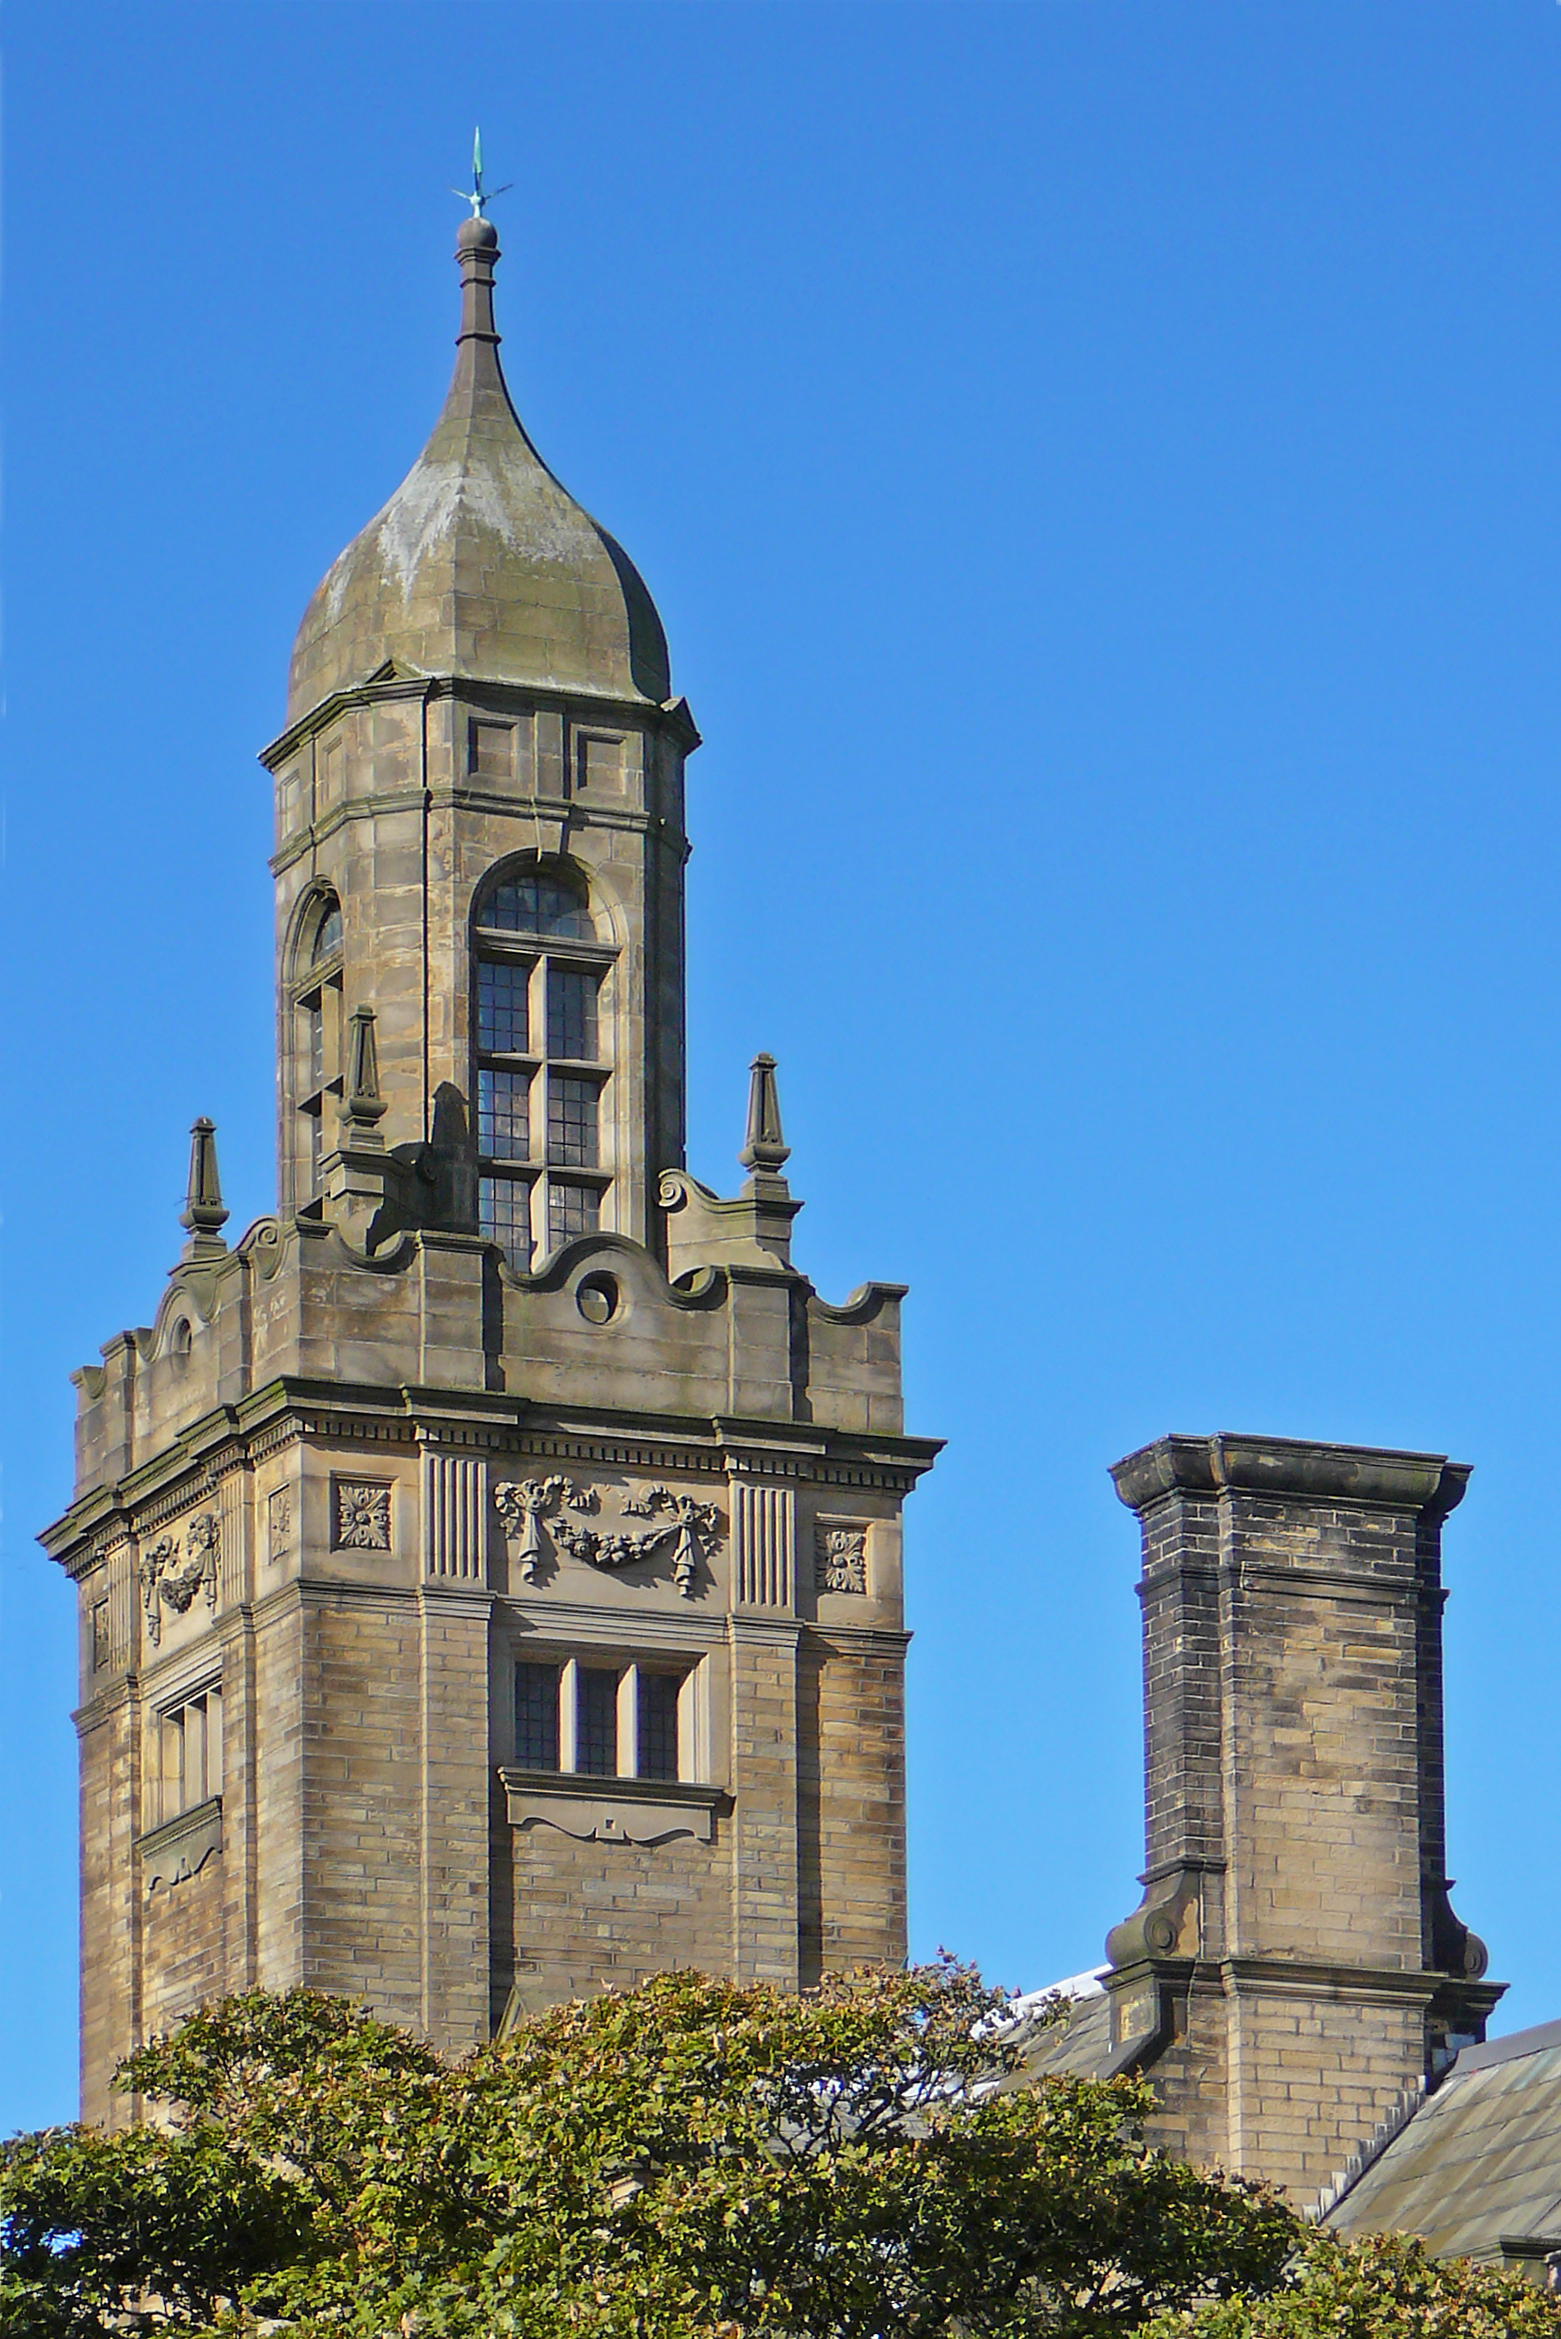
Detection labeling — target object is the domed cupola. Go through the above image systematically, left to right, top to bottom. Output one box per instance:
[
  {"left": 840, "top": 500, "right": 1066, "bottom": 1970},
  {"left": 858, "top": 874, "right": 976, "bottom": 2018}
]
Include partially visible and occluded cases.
[{"left": 286, "top": 216, "right": 671, "bottom": 725}]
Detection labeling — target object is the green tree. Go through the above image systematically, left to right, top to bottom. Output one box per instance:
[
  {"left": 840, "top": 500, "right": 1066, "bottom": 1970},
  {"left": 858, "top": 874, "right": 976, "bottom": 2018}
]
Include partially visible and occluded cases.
[
  {"left": 6, "top": 1963, "right": 1534, "bottom": 2339},
  {"left": 1144, "top": 2228, "right": 1561, "bottom": 2337}
]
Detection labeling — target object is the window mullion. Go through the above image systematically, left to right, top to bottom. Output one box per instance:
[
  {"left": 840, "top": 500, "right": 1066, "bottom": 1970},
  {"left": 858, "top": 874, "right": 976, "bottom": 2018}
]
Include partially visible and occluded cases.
[
  {"left": 559, "top": 1658, "right": 579, "bottom": 1773},
  {"left": 619, "top": 1665, "right": 640, "bottom": 1781}
]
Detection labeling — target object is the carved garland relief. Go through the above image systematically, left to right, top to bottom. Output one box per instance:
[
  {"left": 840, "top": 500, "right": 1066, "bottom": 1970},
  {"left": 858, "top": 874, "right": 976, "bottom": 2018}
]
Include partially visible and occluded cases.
[
  {"left": 493, "top": 1479, "right": 722, "bottom": 1599},
  {"left": 139, "top": 1514, "right": 221, "bottom": 1648}
]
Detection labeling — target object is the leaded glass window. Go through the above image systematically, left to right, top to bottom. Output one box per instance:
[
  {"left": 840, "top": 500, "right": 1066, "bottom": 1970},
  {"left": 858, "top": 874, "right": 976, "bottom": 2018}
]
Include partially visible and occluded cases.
[
  {"left": 473, "top": 864, "right": 611, "bottom": 1260},
  {"left": 482, "top": 874, "right": 593, "bottom": 939},
  {"left": 293, "top": 892, "right": 343, "bottom": 1207},
  {"left": 477, "top": 960, "right": 529, "bottom": 1055},
  {"left": 547, "top": 966, "right": 599, "bottom": 1062},
  {"left": 479, "top": 1068, "right": 530, "bottom": 1161},
  {"left": 548, "top": 1075, "right": 599, "bottom": 1168},
  {"left": 480, "top": 1175, "right": 533, "bottom": 1270},
  {"left": 549, "top": 1182, "right": 600, "bottom": 1250},
  {"left": 515, "top": 1662, "right": 560, "bottom": 1770},
  {"left": 576, "top": 1667, "right": 618, "bottom": 1777},
  {"left": 637, "top": 1671, "right": 680, "bottom": 1783}
]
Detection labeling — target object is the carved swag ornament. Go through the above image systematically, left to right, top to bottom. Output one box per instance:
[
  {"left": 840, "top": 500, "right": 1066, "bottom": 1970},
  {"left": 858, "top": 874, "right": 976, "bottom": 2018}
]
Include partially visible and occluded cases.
[
  {"left": 494, "top": 1479, "right": 720, "bottom": 1598},
  {"left": 140, "top": 1514, "right": 220, "bottom": 1648}
]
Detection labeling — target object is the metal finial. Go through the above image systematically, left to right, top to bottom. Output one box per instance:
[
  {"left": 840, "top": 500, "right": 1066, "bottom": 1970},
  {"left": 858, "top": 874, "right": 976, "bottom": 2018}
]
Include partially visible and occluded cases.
[{"left": 451, "top": 126, "right": 514, "bottom": 219}]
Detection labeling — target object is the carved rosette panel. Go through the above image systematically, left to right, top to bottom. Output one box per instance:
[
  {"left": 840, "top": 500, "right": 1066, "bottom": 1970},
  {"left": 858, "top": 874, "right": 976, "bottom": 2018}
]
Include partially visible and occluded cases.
[
  {"left": 494, "top": 1478, "right": 722, "bottom": 1598},
  {"left": 333, "top": 1480, "right": 392, "bottom": 1551},
  {"left": 815, "top": 1521, "right": 868, "bottom": 1595}
]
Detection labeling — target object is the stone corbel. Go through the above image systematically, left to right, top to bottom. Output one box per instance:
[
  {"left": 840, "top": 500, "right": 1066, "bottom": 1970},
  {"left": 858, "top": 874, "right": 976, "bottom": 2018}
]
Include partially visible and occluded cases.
[
  {"left": 1105, "top": 1868, "right": 1205, "bottom": 1969},
  {"left": 1428, "top": 1881, "right": 1491, "bottom": 1980}
]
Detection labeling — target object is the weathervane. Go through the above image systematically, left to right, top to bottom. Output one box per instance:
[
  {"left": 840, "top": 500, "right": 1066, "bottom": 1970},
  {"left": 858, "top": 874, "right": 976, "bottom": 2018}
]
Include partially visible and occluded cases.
[{"left": 453, "top": 128, "right": 512, "bottom": 219}]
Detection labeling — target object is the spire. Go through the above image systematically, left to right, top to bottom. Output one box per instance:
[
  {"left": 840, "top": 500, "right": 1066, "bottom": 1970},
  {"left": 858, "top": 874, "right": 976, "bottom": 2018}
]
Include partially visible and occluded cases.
[
  {"left": 286, "top": 185, "right": 671, "bottom": 723},
  {"left": 340, "top": 1007, "right": 388, "bottom": 1148},
  {"left": 738, "top": 1053, "right": 790, "bottom": 1177},
  {"left": 179, "top": 1118, "right": 229, "bottom": 1261}
]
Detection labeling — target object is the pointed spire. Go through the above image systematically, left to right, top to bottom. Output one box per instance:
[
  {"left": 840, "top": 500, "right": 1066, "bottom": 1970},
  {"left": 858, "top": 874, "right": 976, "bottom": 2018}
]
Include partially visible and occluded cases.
[
  {"left": 341, "top": 1007, "right": 388, "bottom": 1148},
  {"left": 739, "top": 1053, "right": 790, "bottom": 1176},
  {"left": 179, "top": 1118, "right": 229, "bottom": 1260}
]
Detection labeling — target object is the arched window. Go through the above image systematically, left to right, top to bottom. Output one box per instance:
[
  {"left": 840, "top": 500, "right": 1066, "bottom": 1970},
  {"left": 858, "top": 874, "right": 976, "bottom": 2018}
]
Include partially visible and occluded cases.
[
  {"left": 471, "top": 864, "right": 612, "bottom": 1268},
  {"left": 482, "top": 874, "right": 594, "bottom": 940},
  {"left": 293, "top": 890, "right": 343, "bottom": 1201}
]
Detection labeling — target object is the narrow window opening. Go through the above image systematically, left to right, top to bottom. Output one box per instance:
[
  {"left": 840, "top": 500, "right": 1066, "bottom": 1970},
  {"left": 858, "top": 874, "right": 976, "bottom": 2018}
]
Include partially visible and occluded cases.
[
  {"left": 547, "top": 966, "right": 599, "bottom": 1062},
  {"left": 515, "top": 1661, "right": 560, "bottom": 1770},
  {"left": 576, "top": 1666, "right": 618, "bottom": 1777},
  {"left": 637, "top": 1671, "right": 680, "bottom": 1782}
]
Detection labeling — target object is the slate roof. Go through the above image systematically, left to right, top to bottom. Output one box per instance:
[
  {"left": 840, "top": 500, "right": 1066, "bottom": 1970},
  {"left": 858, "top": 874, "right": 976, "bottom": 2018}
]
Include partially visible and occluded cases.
[
  {"left": 1008, "top": 1970, "right": 1137, "bottom": 2085},
  {"left": 1325, "top": 2017, "right": 1561, "bottom": 2267}
]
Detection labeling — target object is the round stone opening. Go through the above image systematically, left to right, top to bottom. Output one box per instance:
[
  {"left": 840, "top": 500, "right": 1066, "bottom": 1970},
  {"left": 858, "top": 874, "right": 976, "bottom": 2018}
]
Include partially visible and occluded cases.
[{"left": 576, "top": 1273, "right": 619, "bottom": 1325}]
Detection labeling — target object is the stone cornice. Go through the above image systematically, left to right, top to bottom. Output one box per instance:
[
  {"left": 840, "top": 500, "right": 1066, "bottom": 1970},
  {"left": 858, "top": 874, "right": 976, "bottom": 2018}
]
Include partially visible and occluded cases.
[
  {"left": 260, "top": 670, "right": 700, "bottom": 773},
  {"left": 270, "top": 787, "right": 687, "bottom": 880},
  {"left": 41, "top": 1377, "right": 940, "bottom": 1570},
  {"left": 1112, "top": 1432, "right": 1470, "bottom": 1520}
]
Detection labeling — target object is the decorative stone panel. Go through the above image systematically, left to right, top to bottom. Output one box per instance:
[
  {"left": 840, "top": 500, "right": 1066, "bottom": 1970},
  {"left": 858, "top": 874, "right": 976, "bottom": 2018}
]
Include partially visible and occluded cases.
[
  {"left": 423, "top": 1449, "right": 488, "bottom": 1581},
  {"left": 333, "top": 1478, "right": 392, "bottom": 1551},
  {"left": 733, "top": 1483, "right": 794, "bottom": 1608},
  {"left": 267, "top": 1484, "right": 292, "bottom": 1564},
  {"left": 815, "top": 1519, "right": 868, "bottom": 1594}
]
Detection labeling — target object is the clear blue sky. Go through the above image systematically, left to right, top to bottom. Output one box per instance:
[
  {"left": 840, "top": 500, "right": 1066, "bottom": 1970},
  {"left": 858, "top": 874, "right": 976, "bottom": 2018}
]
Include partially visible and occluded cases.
[{"left": 8, "top": 0, "right": 1561, "bottom": 2132}]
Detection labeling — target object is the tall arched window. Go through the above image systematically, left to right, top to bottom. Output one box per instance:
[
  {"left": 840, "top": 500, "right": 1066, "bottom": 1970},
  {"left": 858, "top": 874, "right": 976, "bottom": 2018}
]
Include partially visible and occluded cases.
[
  {"left": 472, "top": 864, "right": 614, "bottom": 1268},
  {"left": 293, "top": 891, "right": 344, "bottom": 1200}
]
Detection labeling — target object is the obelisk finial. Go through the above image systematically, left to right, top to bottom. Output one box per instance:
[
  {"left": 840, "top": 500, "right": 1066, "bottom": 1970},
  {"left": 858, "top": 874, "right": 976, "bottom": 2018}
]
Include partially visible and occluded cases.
[
  {"left": 340, "top": 1007, "right": 388, "bottom": 1149},
  {"left": 738, "top": 1052, "right": 790, "bottom": 1177},
  {"left": 179, "top": 1117, "right": 229, "bottom": 1260}
]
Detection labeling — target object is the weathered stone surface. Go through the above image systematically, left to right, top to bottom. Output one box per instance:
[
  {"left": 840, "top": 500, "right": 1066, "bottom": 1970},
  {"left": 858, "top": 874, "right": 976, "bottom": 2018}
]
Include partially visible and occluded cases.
[
  {"left": 45, "top": 217, "right": 937, "bottom": 2122},
  {"left": 1103, "top": 1432, "right": 1502, "bottom": 2204}
]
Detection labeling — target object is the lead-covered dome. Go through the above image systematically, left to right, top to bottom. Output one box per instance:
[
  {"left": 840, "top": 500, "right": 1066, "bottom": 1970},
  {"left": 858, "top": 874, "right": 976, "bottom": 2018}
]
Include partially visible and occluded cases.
[{"left": 287, "top": 217, "right": 671, "bottom": 725}]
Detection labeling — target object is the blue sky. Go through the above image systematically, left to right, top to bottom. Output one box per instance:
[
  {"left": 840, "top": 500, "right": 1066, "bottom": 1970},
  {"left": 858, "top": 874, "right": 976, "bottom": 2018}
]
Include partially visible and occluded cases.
[{"left": 8, "top": 0, "right": 1561, "bottom": 2130}]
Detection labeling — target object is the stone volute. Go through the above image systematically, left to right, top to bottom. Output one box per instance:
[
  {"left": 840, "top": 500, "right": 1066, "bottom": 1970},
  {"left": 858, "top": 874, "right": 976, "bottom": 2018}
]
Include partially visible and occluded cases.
[{"left": 286, "top": 215, "right": 671, "bottom": 724}]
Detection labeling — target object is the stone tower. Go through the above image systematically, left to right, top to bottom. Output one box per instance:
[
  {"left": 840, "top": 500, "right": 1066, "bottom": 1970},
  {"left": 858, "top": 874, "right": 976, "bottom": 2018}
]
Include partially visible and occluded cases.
[
  {"left": 43, "top": 217, "right": 937, "bottom": 2124},
  {"left": 1099, "top": 1433, "right": 1502, "bottom": 2202}
]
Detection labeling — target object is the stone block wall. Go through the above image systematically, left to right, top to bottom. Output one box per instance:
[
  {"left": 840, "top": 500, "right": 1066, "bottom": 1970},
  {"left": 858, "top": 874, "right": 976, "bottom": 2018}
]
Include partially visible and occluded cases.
[{"left": 1104, "top": 1434, "right": 1500, "bottom": 2203}]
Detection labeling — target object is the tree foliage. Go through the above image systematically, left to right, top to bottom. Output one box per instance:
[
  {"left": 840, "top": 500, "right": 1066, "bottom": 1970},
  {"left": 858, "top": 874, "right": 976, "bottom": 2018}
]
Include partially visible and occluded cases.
[
  {"left": 0, "top": 1966, "right": 1554, "bottom": 2339},
  {"left": 1144, "top": 2229, "right": 1561, "bottom": 2337}
]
